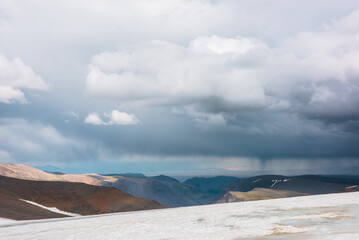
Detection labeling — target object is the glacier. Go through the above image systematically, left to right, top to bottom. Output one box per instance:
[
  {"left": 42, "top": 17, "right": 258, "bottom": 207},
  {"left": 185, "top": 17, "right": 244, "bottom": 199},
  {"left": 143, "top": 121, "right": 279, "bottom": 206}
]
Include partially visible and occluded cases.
[{"left": 1, "top": 192, "right": 358, "bottom": 240}]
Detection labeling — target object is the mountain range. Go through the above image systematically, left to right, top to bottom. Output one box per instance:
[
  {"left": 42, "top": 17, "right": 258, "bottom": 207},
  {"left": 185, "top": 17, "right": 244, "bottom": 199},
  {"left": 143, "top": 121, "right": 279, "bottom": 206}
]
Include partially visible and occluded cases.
[
  {"left": 0, "top": 163, "right": 231, "bottom": 207},
  {"left": 1, "top": 163, "right": 359, "bottom": 220}
]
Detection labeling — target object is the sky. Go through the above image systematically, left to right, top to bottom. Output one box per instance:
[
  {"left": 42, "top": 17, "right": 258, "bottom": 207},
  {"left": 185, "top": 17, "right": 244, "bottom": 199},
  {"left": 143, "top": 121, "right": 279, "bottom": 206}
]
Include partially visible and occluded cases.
[{"left": 0, "top": 0, "right": 359, "bottom": 176}]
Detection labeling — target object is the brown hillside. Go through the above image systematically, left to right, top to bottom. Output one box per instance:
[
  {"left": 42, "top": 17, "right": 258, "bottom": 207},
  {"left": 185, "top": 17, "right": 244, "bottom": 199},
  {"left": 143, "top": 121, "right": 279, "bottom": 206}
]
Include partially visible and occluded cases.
[{"left": 0, "top": 175, "right": 162, "bottom": 220}]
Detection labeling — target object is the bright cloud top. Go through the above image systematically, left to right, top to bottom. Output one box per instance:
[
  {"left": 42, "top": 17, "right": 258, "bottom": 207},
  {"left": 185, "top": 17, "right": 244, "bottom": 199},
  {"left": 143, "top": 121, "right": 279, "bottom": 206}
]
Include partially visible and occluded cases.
[
  {"left": 87, "top": 36, "right": 267, "bottom": 108},
  {"left": 0, "top": 54, "right": 48, "bottom": 104},
  {"left": 85, "top": 110, "right": 139, "bottom": 126}
]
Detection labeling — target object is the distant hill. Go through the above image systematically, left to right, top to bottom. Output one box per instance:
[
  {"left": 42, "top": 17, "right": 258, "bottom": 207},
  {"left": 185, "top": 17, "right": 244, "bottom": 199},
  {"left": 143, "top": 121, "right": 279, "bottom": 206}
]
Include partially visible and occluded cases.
[
  {"left": 0, "top": 163, "right": 114, "bottom": 186},
  {"left": 0, "top": 163, "right": 65, "bottom": 181},
  {"left": 45, "top": 171, "right": 65, "bottom": 175},
  {"left": 103, "top": 173, "right": 147, "bottom": 178},
  {"left": 214, "top": 174, "right": 359, "bottom": 203},
  {"left": 318, "top": 174, "right": 359, "bottom": 180},
  {"left": 0, "top": 175, "right": 162, "bottom": 220},
  {"left": 149, "top": 175, "right": 180, "bottom": 183},
  {"left": 220, "top": 175, "right": 288, "bottom": 192},
  {"left": 294, "top": 175, "right": 359, "bottom": 185},
  {"left": 107, "top": 176, "right": 214, "bottom": 207},
  {"left": 184, "top": 176, "right": 240, "bottom": 194}
]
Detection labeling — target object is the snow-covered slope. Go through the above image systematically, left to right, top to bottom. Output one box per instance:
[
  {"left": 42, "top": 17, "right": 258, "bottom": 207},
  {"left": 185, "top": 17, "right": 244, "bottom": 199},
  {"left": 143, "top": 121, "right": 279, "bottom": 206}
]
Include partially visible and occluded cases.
[{"left": 1, "top": 192, "right": 359, "bottom": 240}]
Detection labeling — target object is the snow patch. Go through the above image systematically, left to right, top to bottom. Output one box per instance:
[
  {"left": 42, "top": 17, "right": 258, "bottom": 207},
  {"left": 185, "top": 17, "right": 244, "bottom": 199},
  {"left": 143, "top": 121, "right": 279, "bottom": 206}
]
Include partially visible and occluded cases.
[
  {"left": 253, "top": 179, "right": 261, "bottom": 183},
  {"left": 270, "top": 179, "right": 282, "bottom": 188},
  {"left": 345, "top": 185, "right": 358, "bottom": 189},
  {"left": 19, "top": 199, "right": 80, "bottom": 217}
]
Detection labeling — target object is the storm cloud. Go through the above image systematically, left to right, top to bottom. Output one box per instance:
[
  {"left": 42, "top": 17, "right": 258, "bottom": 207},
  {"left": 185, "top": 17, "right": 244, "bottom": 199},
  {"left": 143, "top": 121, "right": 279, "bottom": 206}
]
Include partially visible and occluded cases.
[
  {"left": 0, "top": 0, "right": 359, "bottom": 174},
  {"left": 87, "top": 12, "right": 359, "bottom": 126}
]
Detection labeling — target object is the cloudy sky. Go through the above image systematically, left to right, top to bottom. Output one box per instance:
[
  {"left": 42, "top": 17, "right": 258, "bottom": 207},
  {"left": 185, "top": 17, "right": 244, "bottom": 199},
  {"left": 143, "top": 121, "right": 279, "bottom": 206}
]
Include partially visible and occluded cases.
[{"left": 1, "top": 0, "right": 359, "bottom": 176}]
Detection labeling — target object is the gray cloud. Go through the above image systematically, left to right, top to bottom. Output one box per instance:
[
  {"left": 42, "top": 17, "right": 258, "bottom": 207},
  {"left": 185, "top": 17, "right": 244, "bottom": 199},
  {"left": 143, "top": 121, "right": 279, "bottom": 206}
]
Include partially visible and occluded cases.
[
  {"left": 0, "top": 0, "right": 359, "bottom": 174},
  {"left": 86, "top": 11, "right": 359, "bottom": 127},
  {"left": 64, "top": 111, "right": 80, "bottom": 120},
  {"left": 0, "top": 118, "right": 95, "bottom": 166}
]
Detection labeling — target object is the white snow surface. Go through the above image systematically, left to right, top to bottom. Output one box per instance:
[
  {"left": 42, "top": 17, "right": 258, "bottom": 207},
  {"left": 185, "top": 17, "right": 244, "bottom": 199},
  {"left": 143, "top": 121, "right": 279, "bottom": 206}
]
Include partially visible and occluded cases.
[
  {"left": 0, "top": 192, "right": 358, "bottom": 240},
  {"left": 19, "top": 199, "right": 80, "bottom": 217},
  {"left": 0, "top": 218, "right": 15, "bottom": 224}
]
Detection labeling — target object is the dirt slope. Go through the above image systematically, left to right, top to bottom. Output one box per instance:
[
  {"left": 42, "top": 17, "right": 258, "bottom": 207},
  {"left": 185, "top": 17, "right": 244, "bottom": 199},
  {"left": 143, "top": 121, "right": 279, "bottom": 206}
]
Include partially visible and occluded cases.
[{"left": 0, "top": 175, "right": 163, "bottom": 220}]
